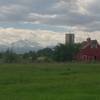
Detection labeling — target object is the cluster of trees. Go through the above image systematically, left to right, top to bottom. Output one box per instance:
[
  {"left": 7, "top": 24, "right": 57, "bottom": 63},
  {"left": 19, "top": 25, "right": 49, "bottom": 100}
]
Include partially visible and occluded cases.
[{"left": 0, "top": 43, "right": 81, "bottom": 63}]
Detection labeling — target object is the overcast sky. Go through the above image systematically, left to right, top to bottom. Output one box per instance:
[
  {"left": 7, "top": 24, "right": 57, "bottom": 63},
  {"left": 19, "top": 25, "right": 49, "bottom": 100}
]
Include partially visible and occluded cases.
[{"left": 0, "top": 0, "right": 100, "bottom": 47}]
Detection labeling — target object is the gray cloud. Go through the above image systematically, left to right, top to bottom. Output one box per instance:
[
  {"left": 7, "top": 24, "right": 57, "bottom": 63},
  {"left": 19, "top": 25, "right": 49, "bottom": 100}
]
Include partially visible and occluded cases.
[{"left": 0, "top": 0, "right": 100, "bottom": 32}]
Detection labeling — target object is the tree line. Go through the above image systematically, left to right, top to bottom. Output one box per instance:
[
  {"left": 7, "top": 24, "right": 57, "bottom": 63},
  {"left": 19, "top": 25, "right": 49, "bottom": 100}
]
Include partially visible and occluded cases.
[{"left": 0, "top": 43, "right": 81, "bottom": 63}]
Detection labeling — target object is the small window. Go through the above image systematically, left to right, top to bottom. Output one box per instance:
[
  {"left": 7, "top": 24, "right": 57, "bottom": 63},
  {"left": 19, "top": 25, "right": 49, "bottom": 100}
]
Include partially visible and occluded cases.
[
  {"left": 91, "top": 44, "right": 97, "bottom": 48},
  {"left": 82, "top": 55, "right": 87, "bottom": 60}
]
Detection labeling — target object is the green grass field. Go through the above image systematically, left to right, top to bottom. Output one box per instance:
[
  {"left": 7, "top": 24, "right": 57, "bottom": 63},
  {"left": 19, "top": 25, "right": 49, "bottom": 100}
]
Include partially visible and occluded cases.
[{"left": 0, "top": 63, "right": 100, "bottom": 100}]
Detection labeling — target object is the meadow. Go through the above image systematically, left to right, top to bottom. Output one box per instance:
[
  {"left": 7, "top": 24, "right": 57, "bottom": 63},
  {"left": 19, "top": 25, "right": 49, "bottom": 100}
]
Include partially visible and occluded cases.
[{"left": 0, "top": 63, "right": 100, "bottom": 100}]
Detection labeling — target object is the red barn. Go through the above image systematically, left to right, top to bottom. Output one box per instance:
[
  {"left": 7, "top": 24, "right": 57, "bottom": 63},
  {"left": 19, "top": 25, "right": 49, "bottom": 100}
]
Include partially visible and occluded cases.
[{"left": 76, "top": 38, "right": 100, "bottom": 61}]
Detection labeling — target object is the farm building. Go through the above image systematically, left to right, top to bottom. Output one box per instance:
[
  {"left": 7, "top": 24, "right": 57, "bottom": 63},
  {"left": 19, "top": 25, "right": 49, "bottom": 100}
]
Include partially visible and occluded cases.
[{"left": 76, "top": 38, "right": 100, "bottom": 61}]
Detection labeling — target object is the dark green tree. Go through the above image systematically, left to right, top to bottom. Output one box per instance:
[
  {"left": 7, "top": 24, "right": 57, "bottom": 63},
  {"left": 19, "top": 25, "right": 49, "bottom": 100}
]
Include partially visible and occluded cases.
[
  {"left": 53, "top": 43, "right": 80, "bottom": 62},
  {"left": 37, "top": 48, "right": 53, "bottom": 58},
  {"left": 3, "top": 49, "right": 18, "bottom": 63}
]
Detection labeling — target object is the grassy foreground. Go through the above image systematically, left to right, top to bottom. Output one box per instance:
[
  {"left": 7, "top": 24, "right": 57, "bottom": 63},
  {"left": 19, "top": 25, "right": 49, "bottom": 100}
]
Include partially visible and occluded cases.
[{"left": 0, "top": 63, "right": 100, "bottom": 100}]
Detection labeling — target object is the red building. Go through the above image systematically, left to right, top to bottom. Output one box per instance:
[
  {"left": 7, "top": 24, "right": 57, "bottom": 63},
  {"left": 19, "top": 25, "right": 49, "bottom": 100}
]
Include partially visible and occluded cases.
[{"left": 76, "top": 38, "right": 100, "bottom": 61}]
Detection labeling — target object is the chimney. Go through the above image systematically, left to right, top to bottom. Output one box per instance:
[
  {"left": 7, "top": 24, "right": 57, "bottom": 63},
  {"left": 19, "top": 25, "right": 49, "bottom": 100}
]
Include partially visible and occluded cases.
[{"left": 87, "top": 38, "right": 91, "bottom": 43}]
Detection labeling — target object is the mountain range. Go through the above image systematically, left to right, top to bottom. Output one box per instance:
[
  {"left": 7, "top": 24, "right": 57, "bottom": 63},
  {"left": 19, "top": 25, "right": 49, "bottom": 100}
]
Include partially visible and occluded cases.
[{"left": 0, "top": 39, "right": 43, "bottom": 53}]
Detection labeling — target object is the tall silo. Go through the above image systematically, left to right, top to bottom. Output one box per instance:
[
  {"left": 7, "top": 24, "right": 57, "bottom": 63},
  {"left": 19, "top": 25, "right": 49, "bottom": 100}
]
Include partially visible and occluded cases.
[{"left": 65, "top": 33, "right": 75, "bottom": 45}]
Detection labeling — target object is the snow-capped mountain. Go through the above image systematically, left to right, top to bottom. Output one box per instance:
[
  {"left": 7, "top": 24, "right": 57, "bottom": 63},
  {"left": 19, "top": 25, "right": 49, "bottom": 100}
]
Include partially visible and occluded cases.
[
  {"left": 0, "top": 39, "right": 43, "bottom": 53},
  {"left": 11, "top": 40, "right": 42, "bottom": 53}
]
